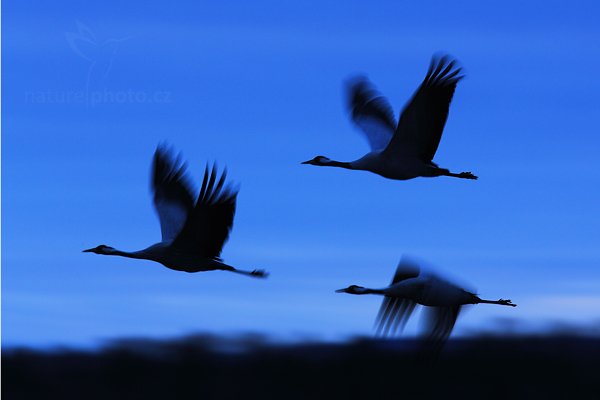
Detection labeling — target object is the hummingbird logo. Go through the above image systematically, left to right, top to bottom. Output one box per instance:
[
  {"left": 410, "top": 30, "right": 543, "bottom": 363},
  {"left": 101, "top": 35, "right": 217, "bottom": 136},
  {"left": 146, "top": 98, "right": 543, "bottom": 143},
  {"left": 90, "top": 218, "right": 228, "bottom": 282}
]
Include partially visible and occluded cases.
[{"left": 65, "top": 21, "right": 132, "bottom": 93}]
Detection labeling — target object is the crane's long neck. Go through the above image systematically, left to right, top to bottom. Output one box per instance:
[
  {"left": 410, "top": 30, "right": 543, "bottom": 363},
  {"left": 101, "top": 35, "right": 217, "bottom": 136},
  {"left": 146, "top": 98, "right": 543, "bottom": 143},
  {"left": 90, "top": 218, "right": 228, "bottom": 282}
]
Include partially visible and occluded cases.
[
  {"left": 312, "top": 159, "right": 356, "bottom": 169},
  {"left": 320, "top": 159, "right": 354, "bottom": 169},
  {"left": 106, "top": 249, "right": 151, "bottom": 260},
  {"left": 347, "top": 287, "right": 386, "bottom": 295},
  {"left": 362, "top": 288, "right": 386, "bottom": 295}
]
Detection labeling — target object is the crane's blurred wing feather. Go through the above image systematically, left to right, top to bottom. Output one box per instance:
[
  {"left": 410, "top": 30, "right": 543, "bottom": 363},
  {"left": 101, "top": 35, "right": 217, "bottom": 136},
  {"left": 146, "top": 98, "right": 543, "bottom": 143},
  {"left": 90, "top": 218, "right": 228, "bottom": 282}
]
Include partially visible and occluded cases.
[
  {"left": 383, "top": 55, "right": 463, "bottom": 161},
  {"left": 347, "top": 77, "right": 397, "bottom": 151},
  {"left": 152, "top": 146, "right": 195, "bottom": 242},
  {"left": 171, "top": 164, "right": 237, "bottom": 258},
  {"left": 373, "top": 257, "right": 421, "bottom": 336},
  {"left": 391, "top": 257, "right": 421, "bottom": 285},
  {"left": 375, "top": 297, "right": 417, "bottom": 337},
  {"left": 422, "top": 305, "right": 461, "bottom": 343}
]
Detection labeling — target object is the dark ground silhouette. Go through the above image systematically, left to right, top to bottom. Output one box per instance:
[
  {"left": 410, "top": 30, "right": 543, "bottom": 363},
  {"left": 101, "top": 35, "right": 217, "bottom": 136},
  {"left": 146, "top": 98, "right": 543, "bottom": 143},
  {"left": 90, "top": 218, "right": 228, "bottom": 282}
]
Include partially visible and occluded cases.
[{"left": 4, "top": 334, "right": 600, "bottom": 399}]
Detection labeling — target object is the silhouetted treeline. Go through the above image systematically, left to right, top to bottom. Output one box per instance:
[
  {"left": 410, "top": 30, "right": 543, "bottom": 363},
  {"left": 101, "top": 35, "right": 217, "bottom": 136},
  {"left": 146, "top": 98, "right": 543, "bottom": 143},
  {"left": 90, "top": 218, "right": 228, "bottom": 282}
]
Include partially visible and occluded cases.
[{"left": 4, "top": 334, "right": 600, "bottom": 400}]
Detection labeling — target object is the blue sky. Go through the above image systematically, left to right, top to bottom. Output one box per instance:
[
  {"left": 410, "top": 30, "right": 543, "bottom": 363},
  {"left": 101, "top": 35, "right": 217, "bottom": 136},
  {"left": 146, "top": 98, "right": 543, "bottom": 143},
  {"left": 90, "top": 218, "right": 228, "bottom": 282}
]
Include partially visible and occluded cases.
[{"left": 3, "top": 0, "right": 600, "bottom": 348}]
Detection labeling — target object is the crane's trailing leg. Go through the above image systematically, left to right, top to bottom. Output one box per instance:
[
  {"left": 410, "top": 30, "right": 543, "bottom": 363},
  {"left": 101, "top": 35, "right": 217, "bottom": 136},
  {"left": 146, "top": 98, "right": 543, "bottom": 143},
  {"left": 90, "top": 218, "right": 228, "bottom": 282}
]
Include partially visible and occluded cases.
[
  {"left": 445, "top": 171, "right": 478, "bottom": 180},
  {"left": 220, "top": 265, "right": 269, "bottom": 278},
  {"left": 249, "top": 269, "right": 269, "bottom": 278},
  {"left": 475, "top": 297, "right": 517, "bottom": 307}
]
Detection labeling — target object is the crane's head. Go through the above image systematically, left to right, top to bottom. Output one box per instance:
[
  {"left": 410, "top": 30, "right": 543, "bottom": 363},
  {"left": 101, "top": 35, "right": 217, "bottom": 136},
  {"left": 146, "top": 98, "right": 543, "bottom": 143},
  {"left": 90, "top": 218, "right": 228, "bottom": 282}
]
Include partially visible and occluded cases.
[
  {"left": 301, "top": 155, "right": 331, "bottom": 166},
  {"left": 82, "top": 244, "right": 116, "bottom": 255},
  {"left": 335, "top": 285, "right": 368, "bottom": 295}
]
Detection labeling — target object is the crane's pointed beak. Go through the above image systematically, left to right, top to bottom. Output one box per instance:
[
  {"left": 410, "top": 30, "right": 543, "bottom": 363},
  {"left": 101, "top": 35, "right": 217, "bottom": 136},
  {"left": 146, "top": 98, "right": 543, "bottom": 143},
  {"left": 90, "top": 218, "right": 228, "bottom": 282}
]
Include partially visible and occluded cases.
[
  {"left": 301, "top": 159, "right": 312, "bottom": 165},
  {"left": 82, "top": 248, "right": 94, "bottom": 253},
  {"left": 335, "top": 288, "right": 347, "bottom": 293}
]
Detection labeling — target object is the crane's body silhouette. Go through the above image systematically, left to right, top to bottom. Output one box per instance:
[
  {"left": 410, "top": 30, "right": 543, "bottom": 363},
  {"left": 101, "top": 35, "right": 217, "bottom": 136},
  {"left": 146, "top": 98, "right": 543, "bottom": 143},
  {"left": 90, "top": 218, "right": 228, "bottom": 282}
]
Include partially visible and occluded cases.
[
  {"left": 302, "top": 55, "right": 477, "bottom": 181},
  {"left": 83, "top": 146, "right": 267, "bottom": 278},
  {"left": 336, "top": 258, "right": 515, "bottom": 343}
]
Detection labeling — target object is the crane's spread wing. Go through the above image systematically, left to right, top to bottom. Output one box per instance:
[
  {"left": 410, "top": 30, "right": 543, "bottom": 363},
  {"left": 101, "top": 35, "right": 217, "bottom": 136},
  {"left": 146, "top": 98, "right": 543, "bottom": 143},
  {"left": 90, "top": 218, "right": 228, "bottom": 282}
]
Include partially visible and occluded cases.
[
  {"left": 383, "top": 55, "right": 463, "bottom": 162},
  {"left": 347, "top": 77, "right": 397, "bottom": 151},
  {"left": 152, "top": 146, "right": 195, "bottom": 242},
  {"left": 170, "top": 164, "right": 238, "bottom": 259},
  {"left": 374, "top": 257, "right": 421, "bottom": 336},
  {"left": 390, "top": 257, "right": 421, "bottom": 285},
  {"left": 375, "top": 297, "right": 417, "bottom": 337},
  {"left": 422, "top": 305, "right": 461, "bottom": 343}
]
